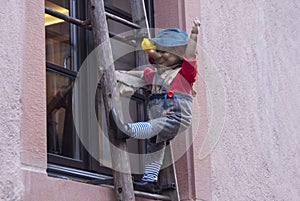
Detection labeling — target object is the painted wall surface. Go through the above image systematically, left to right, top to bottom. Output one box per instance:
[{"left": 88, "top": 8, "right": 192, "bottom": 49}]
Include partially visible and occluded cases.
[
  {"left": 0, "top": 0, "right": 26, "bottom": 200},
  {"left": 0, "top": 0, "right": 47, "bottom": 200},
  {"left": 2, "top": 0, "right": 299, "bottom": 200},
  {"left": 200, "top": 0, "right": 300, "bottom": 200},
  {"left": 0, "top": 1, "right": 157, "bottom": 201},
  {"left": 154, "top": 1, "right": 211, "bottom": 200}
]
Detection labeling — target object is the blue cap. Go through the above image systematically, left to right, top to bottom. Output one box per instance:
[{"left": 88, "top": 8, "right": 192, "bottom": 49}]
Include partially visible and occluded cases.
[{"left": 150, "top": 28, "right": 189, "bottom": 47}]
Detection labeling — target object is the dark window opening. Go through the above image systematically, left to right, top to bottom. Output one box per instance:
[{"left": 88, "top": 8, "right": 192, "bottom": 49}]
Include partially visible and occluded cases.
[{"left": 45, "top": 0, "right": 154, "bottom": 183}]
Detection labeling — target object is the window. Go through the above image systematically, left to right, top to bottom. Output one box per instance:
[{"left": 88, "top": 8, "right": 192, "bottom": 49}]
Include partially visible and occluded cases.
[{"left": 45, "top": 0, "right": 154, "bottom": 181}]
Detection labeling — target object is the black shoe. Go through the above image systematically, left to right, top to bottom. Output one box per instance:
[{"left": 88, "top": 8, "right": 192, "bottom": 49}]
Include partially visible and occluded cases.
[
  {"left": 109, "top": 108, "right": 130, "bottom": 140},
  {"left": 133, "top": 181, "right": 161, "bottom": 193}
]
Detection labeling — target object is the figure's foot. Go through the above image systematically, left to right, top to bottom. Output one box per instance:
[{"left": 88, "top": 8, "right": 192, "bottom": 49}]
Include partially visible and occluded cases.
[
  {"left": 109, "top": 108, "right": 130, "bottom": 140},
  {"left": 133, "top": 181, "right": 161, "bottom": 193}
]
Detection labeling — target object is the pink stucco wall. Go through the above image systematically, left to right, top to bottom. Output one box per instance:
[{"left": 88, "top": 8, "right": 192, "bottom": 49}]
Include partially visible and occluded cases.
[
  {"left": 0, "top": 0, "right": 46, "bottom": 199},
  {"left": 2, "top": 0, "right": 298, "bottom": 200},
  {"left": 155, "top": 0, "right": 300, "bottom": 200},
  {"left": 200, "top": 0, "right": 300, "bottom": 200},
  {"left": 0, "top": 1, "right": 165, "bottom": 201},
  {"left": 0, "top": 1, "right": 34, "bottom": 200},
  {"left": 154, "top": 1, "right": 211, "bottom": 201}
]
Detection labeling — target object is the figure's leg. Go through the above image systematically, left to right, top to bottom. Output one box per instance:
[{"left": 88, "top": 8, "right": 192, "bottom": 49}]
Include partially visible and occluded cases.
[
  {"left": 109, "top": 108, "right": 157, "bottom": 140},
  {"left": 109, "top": 108, "right": 181, "bottom": 140},
  {"left": 134, "top": 141, "right": 166, "bottom": 192},
  {"left": 142, "top": 141, "right": 166, "bottom": 182},
  {"left": 141, "top": 161, "right": 162, "bottom": 182}
]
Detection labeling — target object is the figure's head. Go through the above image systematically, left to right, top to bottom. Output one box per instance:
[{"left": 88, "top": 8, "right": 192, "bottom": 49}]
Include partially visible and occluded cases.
[{"left": 142, "top": 28, "right": 189, "bottom": 67}]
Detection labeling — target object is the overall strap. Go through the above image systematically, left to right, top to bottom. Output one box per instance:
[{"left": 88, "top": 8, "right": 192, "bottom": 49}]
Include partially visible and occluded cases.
[{"left": 152, "top": 66, "right": 182, "bottom": 94}]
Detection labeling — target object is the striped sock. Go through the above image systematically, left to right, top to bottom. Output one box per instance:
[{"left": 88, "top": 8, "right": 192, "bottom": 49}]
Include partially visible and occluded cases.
[
  {"left": 128, "top": 122, "right": 155, "bottom": 139},
  {"left": 142, "top": 162, "right": 161, "bottom": 182}
]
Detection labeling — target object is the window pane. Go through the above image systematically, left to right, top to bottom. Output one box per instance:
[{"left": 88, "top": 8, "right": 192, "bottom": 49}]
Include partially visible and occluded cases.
[
  {"left": 45, "top": 0, "right": 71, "bottom": 69},
  {"left": 45, "top": 0, "right": 153, "bottom": 178},
  {"left": 105, "top": 0, "right": 131, "bottom": 16},
  {"left": 108, "top": 20, "right": 137, "bottom": 70},
  {"left": 46, "top": 70, "right": 81, "bottom": 159}
]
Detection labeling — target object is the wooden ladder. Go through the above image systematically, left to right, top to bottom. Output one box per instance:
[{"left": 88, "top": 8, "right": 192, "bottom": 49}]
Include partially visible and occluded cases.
[
  {"left": 87, "top": 0, "right": 180, "bottom": 200},
  {"left": 87, "top": 143, "right": 180, "bottom": 201}
]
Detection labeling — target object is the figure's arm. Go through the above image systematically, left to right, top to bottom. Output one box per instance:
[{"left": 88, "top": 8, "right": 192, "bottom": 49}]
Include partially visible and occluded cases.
[
  {"left": 181, "top": 18, "right": 201, "bottom": 83},
  {"left": 185, "top": 18, "right": 201, "bottom": 60},
  {"left": 117, "top": 68, "right": 155, "bottom": 84},
  {"left": 121, "top": 70, "right": 144, "bottom": 78},
  {"left": 127, "top": 70, "right": 144, "bottom": 78}
]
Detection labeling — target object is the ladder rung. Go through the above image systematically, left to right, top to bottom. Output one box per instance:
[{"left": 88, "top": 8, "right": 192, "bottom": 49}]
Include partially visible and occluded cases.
[
  {"left": 45, "top": 7, "right": 141, "bottom": 30},
  {"left": 45, "top": 7, "right": 91, "bottom": 29},
  {"left": 105, "top": 11, "right": 141, "bottom": 29}
]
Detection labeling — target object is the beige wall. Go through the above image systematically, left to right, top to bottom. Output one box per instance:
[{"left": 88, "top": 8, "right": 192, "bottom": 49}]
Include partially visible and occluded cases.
[{"left": 200, "top": 0, "right": 300, "bottom": 200}]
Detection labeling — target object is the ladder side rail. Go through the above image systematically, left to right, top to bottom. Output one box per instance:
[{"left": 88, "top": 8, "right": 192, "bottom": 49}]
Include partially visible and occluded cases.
[{"left": 87, "top": 0, "right": 135, "bottom": 200}]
